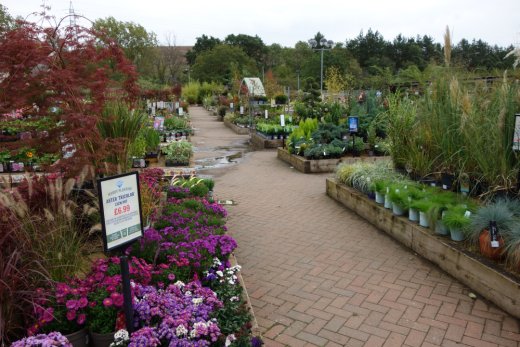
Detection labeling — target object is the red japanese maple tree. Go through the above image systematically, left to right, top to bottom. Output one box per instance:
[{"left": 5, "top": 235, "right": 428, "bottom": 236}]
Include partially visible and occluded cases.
[{"left": 0, "top": 16, "right": 139, "bottom": 178}]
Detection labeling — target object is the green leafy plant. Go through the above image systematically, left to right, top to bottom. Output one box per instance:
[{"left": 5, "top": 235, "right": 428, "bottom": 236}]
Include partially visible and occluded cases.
[
  {"left": 162, "top": 141, "right": 192, "bottom": 164},
  {"left": 443, "top": 205, "right": 471, "bottom": 230}
]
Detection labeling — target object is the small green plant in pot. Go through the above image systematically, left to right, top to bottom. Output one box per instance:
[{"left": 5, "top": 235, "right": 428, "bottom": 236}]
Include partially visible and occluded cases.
[
  {"left": 162, "top": 141, "right": 192, "bottom": 166},
  {"left": 372, "top": 179, "right": 389, "bottom": 204},
  {"left": 387, "top": 184, "right": 410, "bottom": 216},
  {"left": 410, "top": 198, "right": 434, "bottom": 228},
  {"left": 443, "top": 205, "right": 471, "bottom": 241}
]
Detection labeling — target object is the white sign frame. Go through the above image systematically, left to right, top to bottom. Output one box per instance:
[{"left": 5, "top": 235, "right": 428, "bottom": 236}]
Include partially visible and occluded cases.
[
  {"left": 513, "top": 114, "right": 520, "bottom": 151},
  {"left": 97, "top": 172, "right": 144, "bottom": 252}
]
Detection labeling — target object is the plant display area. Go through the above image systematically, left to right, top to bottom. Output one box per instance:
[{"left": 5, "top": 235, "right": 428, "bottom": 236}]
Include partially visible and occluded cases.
[{"left": 0, "top": 16, "right": 260, "bottom": 347}]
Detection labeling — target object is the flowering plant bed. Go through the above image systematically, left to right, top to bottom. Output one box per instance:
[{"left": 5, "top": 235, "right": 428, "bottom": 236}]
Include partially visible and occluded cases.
[
  {"left": 277, "top": 147, "right": 388, "bottom": 173},
  {"left": 8, "top": 169, "right": 261, "bottom": 346},
  {"left": 326, "top": 178, "right": 520, "bottom": 319}
]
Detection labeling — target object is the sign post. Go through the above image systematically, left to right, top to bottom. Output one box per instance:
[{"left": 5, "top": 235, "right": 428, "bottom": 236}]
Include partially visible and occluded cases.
[
  {"left": 280, "top": 114, "right": 285, "bottom": 148},
  {"left": 348, "top": 116, "right": 359, "bottom": 157},
  {"left": 97, "top": 171, "right": 144, "bottom": 333}
]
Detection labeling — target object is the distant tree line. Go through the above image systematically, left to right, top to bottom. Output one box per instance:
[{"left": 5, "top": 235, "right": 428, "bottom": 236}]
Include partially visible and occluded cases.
[{"left": 1, "top": 5, "right": 516, "bottom": 91}]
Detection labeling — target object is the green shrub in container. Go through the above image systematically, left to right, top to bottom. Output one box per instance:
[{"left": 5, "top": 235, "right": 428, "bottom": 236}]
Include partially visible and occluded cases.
[
  {"left": 163, "top": 141, "right": 192, "bottom": 166},
  {"left": 388, "top": 184, "right": 409, "bottom": 216},
  {"left": 407, "top": 186, "right": 426, "bottom": 222},
  {"left": 410, "top": 198, "right": 435, "bottom": 228},
  {"left": 443, "top": 205, "right": 472, "bottom": 241}
]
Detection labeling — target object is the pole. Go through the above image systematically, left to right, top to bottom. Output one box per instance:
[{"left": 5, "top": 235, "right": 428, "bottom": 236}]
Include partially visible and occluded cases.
[
  {"left": 320, "top": 48, "right": 324, "bottom": 97},
  {"left": 120, "top": 255, "right": 134, "bottom": 333}
]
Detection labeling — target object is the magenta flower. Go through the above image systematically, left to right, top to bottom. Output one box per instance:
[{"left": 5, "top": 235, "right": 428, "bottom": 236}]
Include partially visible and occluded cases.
[
  {"left": 78, "top": 297, "right": 88, "bottom": 308},
  {"left": 103, "top": 298, "right": 113, "bottom": 307},
  {"left": 65, "top": 299, "right": 77, "bottom": 310},
  {"left": 66, "top": 310, "right": 76, "bottom": 321},
  {"left": 77, "top": 313, "right": 86, "bottom": 325}
]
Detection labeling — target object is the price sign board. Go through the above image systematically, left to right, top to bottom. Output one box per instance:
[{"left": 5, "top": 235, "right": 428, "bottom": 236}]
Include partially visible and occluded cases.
[
  {"left": 348, "top": 116, "right": 359, "bottom": 133},
  {"left": 97, "top": 172, "right": 143, "bottom": 252}
]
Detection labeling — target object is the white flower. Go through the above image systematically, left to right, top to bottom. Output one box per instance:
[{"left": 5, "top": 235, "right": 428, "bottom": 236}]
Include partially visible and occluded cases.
[
  {"left": 213, "top": 258, "right": 222, "bottom": 266},
  {"left": 216, "top": 270, "right": 224, "bottom": 277},
  {"left": 228, "top": 279, "right": 235, "bottom": 285},
  {"left": 174, "top": 281, "right": 185, "bottom": 288},
  {"left": 185, "top": 291, "right": 192, "bottom": 296},
  {"left": 230, "top": 296, "right": 240, "bottom": 302},
  {"left": 192, "top": 297, "right": 203, "bottom": 306},
  {"left": 176, "top": 325, "right": 188, "bottom": 336},
  {"left": 114, "top": 329, "right": 129, "bottom": 341},
  {"left": 190, "top": 329, "right": 197, "bottom": 338},
  {"left": 225, "top": 334, "right": 237, "bottom": 347}
]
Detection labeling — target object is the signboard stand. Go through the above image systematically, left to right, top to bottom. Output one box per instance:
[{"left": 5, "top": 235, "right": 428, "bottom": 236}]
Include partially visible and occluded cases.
[
  {"left": 348, "top": 116, "right": 359, "bottom": 157},
  {"left": 97, "top": 171, "right": 144, "bottom": 334}
]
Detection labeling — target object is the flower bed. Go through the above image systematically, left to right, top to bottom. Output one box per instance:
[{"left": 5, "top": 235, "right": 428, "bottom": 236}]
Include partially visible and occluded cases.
[
  {"left": 9, "top": 170, "right": 261, "bottom": 346},
  {"left": 326, "top": 178, "right": 520, "bottom": 319}
]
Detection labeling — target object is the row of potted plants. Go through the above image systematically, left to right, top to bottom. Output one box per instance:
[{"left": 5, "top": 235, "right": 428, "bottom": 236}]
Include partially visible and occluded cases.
[
  {"left": 336, "top": 160, "right": 520, "bottom": 271},
  {"left": 12, "top": 169, "right": 261, "bottom": 347}
]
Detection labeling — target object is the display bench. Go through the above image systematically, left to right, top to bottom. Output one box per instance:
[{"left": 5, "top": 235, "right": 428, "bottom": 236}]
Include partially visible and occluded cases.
[
  {"left": 223, "top": 119, "right": 250, "bottom": 135},
  {"left": 250, "top": 132, "right": 284, "bottom": 149},
  {"left": 277, "top": 147, "right": 389, "bottom": 173},
  {"left": 326, "top": 178, "right": 520, "bottom": 319}
]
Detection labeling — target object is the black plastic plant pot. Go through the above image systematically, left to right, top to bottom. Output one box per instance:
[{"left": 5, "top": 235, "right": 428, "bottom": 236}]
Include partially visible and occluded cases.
[{"left": 441, "top": 172, "right": 455, "bottom": 190}]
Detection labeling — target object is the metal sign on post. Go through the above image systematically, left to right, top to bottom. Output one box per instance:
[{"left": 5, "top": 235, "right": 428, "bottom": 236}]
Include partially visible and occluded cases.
[
  {"left": 265, "top": 110, "right": 269, "bottom": 119},
  {"left": 280, "top": 114, "right": 285, "bottom": 127},
  {"left": 348, "top": 116, "right": 359, "bottom": 133},
  {"left": 97, "top": 171, "right": 144, "bottom": 334},
  {"left": 97, "top": 171, "right": 143, "bottom": 252}
]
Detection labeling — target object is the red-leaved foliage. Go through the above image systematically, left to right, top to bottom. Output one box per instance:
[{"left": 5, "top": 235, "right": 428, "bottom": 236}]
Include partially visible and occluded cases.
[{"left": 0, "top": 19, "right": 139, "bottom": 178}]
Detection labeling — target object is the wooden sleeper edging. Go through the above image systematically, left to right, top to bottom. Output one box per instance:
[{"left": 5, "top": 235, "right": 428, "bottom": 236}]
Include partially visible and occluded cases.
[{"left": 326, "top": 178, "right": 520, "bottom": 319}]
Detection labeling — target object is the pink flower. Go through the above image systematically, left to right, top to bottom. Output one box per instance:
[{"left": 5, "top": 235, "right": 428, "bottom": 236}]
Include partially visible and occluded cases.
[
  {"left": 168, "top": 273, "right": 175, "bottom": 281},
  {"left": 110, "top": 293, "right": 124, "bottom": 307},
  {"left": 78, "top": 297, "right": 88, "bottom": 308},
  {"left": 103, "top": 298, "right": 113, "bottom": 307},
  {"left": 66, "top": 299, "right": 78, "bottom": 310},
  {"left": 42, "top": 308, "right": 54, "bottom": 323},
  {"left": 66, "top": 310, "right": 76, "bottom": 321},
  {"left": 76, "top": 313, "right": 86, "bottom": 325}
]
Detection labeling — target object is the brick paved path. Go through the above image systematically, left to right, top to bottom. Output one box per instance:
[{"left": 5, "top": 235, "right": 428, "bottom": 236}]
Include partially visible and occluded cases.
[{"left": 191, "top": 107, "right": 520, "bottom": 347}]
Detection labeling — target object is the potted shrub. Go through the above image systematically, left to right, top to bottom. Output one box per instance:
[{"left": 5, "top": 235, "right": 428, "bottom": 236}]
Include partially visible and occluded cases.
[
  {"left": 143, "top": 127, "right": 161, "bottom": 161},
  {"left": 162, "top": 141, "right": 192, "bottom": 166},
  {"left": 372, "top": 180, "right": 387, "bottom": 204},
  {"left": 388, "top": 184, "right": 409, "bottom": 216},
  {"left": 410, "top": 199, "right": 434, "bottom": 228},
  {"left": 467, "top": 199, "right": 519, "bottom": 260},
  {"left": 443, "top": 205, "right": 471, "bottom": 241}
]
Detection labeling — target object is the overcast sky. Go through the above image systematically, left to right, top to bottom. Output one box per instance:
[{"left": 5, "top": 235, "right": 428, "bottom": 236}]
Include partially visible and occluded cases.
[{"left": 4, "top": 0, "right": 520, "bottom": 48}]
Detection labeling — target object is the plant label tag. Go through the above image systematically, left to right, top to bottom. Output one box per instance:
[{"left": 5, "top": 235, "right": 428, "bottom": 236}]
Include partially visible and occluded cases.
[
  {"left": 230, "top": 103, "right": 233, "bottom": 109},
  {"left": 240, "top": 106, "right": 244, "bottom": 115},
  {"left": 265, "top": 110, "right": 268, "bottom": 119},
  {"left": 280, "top": 115, "right": 285, "bottom": 127},
  {"left": 442, "top": 184, "right": 448, "bottom": 190},
  {"left": 464, "top": 210, "right": 471, "bottom": 218},
  {"left": 490, "top": 221, "right": 500, "bottom": 247},
  {"left": 491, "top": 240, "right": 500, "bottom": 248}
]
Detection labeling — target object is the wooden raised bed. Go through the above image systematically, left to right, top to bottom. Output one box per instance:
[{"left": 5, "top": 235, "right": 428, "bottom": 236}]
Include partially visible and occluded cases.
[
  {"left": 223, "top": 119, "right": 250, "bottom": 135},
  {"left": 250, "top": 132, "right": 284, "bottom": 149},
  {"left": 278, "top": 147, "right": 389, "bottom": 173},
  {"left": 326, "top": 178, "right": 520, "bottom": 319}
]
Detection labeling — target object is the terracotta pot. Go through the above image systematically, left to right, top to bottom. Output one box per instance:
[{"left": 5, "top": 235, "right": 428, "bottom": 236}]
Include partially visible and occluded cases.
[
  {"left": 479, "top": 229, "right": 505, "bottom": 260},
  {"left": 64, "top": 327, "right": 88, "bottom": 347}
]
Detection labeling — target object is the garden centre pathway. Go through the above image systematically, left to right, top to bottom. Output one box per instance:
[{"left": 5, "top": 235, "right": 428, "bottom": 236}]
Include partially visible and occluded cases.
[{"left": 190, "top": 106, "right": 520, "bottom": 347}]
